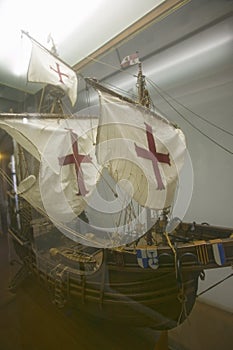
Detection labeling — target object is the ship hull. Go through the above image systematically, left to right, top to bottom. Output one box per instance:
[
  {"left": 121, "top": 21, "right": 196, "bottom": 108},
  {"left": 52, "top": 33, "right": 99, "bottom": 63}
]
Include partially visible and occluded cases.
[
  {"left": 9, "top": 218, "right": 233, "bottom": 330},
  {"left": 12, "top": 237, "right": 199, "bottom": 330},
  {"left": 68, "top": 263, "right": 199, "bottom": 330}
]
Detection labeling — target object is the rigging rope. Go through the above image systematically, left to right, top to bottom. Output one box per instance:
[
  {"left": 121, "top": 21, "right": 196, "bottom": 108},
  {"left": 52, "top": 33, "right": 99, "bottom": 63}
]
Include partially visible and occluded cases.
[
  {"left": 78, "top": 56, "right": 233, "bottom": 156},
  {"left": 147, "top": 78, "right": 233, "bottom": 156},
  {"left": 147, "top": 78, "right": 233, "bottom": 137},
  {"left": 0, "top": 168, "right": 14, "bottom": 187},
  {"left": 197, "top": 272, "right": 233, "bottom": 297}
]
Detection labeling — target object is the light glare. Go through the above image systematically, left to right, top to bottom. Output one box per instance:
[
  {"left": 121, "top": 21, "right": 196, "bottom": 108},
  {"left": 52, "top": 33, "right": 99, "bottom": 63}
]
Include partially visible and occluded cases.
[{"left": 0, "top": 0, "right": 103, "bottom": 76}]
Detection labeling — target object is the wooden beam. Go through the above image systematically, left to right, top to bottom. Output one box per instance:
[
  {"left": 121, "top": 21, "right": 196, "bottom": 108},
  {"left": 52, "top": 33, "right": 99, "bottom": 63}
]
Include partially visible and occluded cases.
[{"left": 73, "top": 0, "right": 190, "bottom": 72}]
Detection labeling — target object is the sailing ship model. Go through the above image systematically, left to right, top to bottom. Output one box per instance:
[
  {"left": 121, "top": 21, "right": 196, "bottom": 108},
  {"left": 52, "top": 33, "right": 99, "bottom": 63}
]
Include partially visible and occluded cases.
[{"left": 0, "top": 33, "right": 233, "bottom": 330}]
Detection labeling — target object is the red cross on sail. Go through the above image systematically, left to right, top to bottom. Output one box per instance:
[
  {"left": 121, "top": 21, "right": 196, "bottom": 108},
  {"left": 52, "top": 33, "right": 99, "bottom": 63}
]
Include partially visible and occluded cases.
[
  {"left": 27, "top": 41, "right": 78, "bottom": 106},
  {"left": 50, "top": 62, "right": 69, "bottom": 83},
  {"left": 96, "top": 91, "right": 186, "bottom": 210},
  {"left": 135, "top": 123, "right": 170, "bottom": 190},
  {"left": 58, "top": 129, "right": 92, "bottom": 196}
]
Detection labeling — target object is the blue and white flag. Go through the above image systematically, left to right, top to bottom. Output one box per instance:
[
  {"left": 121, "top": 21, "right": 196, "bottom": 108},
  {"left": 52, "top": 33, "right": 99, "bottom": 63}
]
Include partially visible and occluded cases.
[
  {"left": 212, "top": 242, "right": 226, "bottom": 266},
  {"left": 147, "top": 248, "right": 159, "bottom": 269},
  {"left": 136, "top": 249, "right": 148, "bottom": 268}
]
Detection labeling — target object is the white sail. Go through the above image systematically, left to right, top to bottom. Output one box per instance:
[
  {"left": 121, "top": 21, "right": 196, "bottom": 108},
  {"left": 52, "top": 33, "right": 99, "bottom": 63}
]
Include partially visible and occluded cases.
[
  {"left": 0, "top": 32, "right": 187, "bottom": 248},
  {"left": 28, "top": 42, "right": 78, "bottom": 106},
  {"left": 0, "top": 88, "right": 186, "bottom": 248},
  {"left": 96, "top": 91, "right": 186, "bottom": 210},
  {"left": 0, "top": 115, "right": 148, "bottom": 247},
  {"left": 0, "top": 116, "right": 99, "bottom": 221},
  {"left": 39, "top": 117, "right": 99, "bottom": 222}
]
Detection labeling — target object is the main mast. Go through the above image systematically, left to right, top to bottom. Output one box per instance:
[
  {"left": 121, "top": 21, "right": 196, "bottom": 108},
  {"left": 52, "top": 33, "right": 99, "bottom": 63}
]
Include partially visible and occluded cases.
[
  {"left": 86, "top": 62, "right": 151, "bottom": 109},
  {"left": 137, "top": 62, "right": 150, "bottom": 108}
]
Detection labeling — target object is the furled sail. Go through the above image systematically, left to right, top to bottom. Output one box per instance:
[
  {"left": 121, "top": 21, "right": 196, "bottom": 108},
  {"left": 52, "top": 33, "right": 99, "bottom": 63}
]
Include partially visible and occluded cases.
[{"left": 96, "top": 91, "right": 186, "bottom": 210}]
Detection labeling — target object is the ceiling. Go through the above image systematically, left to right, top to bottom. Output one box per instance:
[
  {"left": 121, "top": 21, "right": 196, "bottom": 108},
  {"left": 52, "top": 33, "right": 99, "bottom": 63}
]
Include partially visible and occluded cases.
[
  {"left": 0, "top": 0, "right": 232, "bottom": 110},
  {"left": 0, "top": 0, "right": 233, "bottom": 151},
  {"left": 0, "top": 0, "right": 166, "bottom": 106}
]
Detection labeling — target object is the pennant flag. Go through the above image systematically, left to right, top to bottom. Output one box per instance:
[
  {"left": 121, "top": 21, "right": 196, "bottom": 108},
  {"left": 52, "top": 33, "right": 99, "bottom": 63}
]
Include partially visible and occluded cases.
[
  {"left": 28, "top": 42, "right": 78, "bottom": 106},
  {"left": 120, "top": 52, "right": 139, "bottom": 68}
]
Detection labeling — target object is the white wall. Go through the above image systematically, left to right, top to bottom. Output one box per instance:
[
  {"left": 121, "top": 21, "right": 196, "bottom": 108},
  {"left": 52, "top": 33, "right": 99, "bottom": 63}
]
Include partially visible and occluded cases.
[{"left": 146, "top": 18, "right": 233, "bottom": 311}]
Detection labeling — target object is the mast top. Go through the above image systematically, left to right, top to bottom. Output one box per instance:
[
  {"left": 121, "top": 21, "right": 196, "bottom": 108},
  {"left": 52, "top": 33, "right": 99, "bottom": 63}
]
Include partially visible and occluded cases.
[
  {"left": 85, "top": 62, "right": 150, "bottom": 108},
  {"left": 137, "top": 62, "right": 150, "bottom": 108}
]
